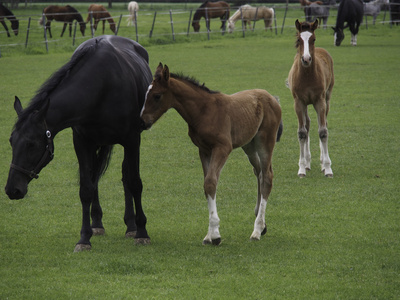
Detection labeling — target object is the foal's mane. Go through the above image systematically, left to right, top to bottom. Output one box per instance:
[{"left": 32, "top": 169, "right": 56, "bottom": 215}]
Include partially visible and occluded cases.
[
  {"left": 15, "top": 41, "right": 99, "bottom": 130},
  {"left": 170, "top": 72, "right": 219, "bottom": 94}
]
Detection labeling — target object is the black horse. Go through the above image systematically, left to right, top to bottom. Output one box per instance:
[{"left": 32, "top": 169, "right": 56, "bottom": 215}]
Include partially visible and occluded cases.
[
  {"left": 332, "top": 0, "right": 363, "bottom": 46},
  {"left": 0, "top": 3, "right": 19, "bottom": 37},
  {"left": 5, "top": 35, "right": 152, "bottom": 252}
]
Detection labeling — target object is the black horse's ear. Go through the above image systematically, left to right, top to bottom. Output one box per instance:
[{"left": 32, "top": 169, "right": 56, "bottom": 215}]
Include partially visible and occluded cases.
[
  {"left": 162, "top": 65, "right": 170, "bottom": 82},
  {"left": 14, "top": 96, "right": 23, "bottom": 116}
]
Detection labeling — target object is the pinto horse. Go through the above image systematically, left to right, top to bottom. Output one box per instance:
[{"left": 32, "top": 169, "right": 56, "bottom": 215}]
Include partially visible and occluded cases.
[
  {"left": 333, "top": 0, "right": 363, "bottom": 46},
  {"left": 192, "top": 1, "right": 230, "bottom": 32},
  {"left": 0, "top": 3, "right": 19, "bottom": 37},
  {"left": 87, "top": 4, "right": 116, "bottom": 34},
  {"left": 39, "top": 5, "right": 86, "bottom": 38},
  {"left": 227, "top": 5, "right": 274, "bottom": 33},
  {"left": 287, "top": 20, "right": 334, "bottom": 177},
  {"left": 5, "top": 35, "right": 152, "bottom": 251},
  {"left": 141, "top": 63, "right": 283, "bottom": 245}
]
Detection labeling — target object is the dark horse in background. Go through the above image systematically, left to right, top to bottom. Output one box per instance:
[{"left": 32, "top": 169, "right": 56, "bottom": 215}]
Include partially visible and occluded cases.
[
  {"left": 305, "top": 0, "right": 336, "bottom": 29},
  {"left": 332, "top": 0, "right": 363, "bottom": 46},
  {"left": 192, "top": 1, "right": 230, "bottom": 33},
  {"left": 0, "top": 3, "right": 19, "bottom": 37},
  {"left": 39, "top": 5, "right": 86, "bottom": 38},
  {"left": 5, "top": 35, "right": 152, "bottom": 252}
]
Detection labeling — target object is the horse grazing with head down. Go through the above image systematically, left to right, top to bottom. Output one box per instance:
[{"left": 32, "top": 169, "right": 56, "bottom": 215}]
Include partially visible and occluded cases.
[
  {"left": 305, "top": 0, "right": 336, "bottom": 29},
  {"left": 332, "top": 0, "right": 363, "bottom": 46},
  {"left": 363, "top": 0, "right": 388, "bottom": 25},
  {"left": 127, "top": 1, "right": 139, "bottom": 26},
  {"left": 192, "top": 1, "right": 230, "bottom": 33},
  {"left": 0, "top": 3, "right": 19, "bottom": 37},
  {"left": 87, "top": 4, "right": 116, "bottom": 34},
  {"left": 227, "top": 4, "right": 274, "bottom": 33},
  {"left": 39, "top": 5, "right": 86, "bottom": 38},
  {"left": 287, "top": 20, "right": 334, "bottom": 177},
  {"left": 5, "top": 35, "right": 152, "bottom": 251},
  {"left": 141, "top": 63, "right": 283, "bottom": 245}
]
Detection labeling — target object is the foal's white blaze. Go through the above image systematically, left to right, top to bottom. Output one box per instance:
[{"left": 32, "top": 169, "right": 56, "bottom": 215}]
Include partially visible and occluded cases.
[
  {"left": 300, "top": 31, "right": 313, "bottom": 65},
  {"left": 140, "top": 84, "right": 153, "bottom": 116},
  {"left": 203, "top": 194, "right": 221, "bottom": 243},
  {"left": 250, "top": 196, "right": 267, "bottom": 240}
]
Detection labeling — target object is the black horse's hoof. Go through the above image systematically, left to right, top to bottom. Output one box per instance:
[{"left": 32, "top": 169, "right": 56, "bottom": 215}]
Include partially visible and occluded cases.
[
  {"left": 92, "top": 228, "right": 105, "bottom": 235},
  {"left": 125, "top": 231, "right": 137, "bottom": 238},
  {"left": 134, "top": 238, "right": 151, "bottom": 245},
  {"left": 74, "top": 243, "right": 92, "bottom": 252}
]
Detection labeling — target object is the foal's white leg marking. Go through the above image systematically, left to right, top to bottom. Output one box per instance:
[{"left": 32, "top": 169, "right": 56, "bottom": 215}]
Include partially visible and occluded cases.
[
  {"left": 300, "top": 31, "right": 313, "bottom": 64},
  {"left": 140, "top": 84, "right": 153, "bottom": 116},
  {"left": 305, "top": 134, "right": 311, "bottom": 170},
  {"left": 320, "top": 138, "right": 333, "bottom": 177},
  {"left": 203, "top": 195, "right": 221, "bottom": 244},
  {"left": 250, "top": 196, "right": 267, "bottom": 241}
]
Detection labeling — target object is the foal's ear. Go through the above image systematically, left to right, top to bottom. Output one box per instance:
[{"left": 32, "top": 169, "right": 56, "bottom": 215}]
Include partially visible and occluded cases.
[
  {"left": 295, "top": 19, "right": 301, "bottom": 31},
  {"left": 311, "top": 19, "right": 319, "bottom": 30},
  {"left": 155, "top": 62, "right": 163, "bottom": 77},
  {"left": 162, "top": 65, "right": 170, "bottom": 82},
  {"left": 14, "top": 96, "right": 23, "bottom": 116}
]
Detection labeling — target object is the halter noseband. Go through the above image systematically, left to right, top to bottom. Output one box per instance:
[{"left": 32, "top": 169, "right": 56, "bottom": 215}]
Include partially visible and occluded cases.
[{"left": 10, "top": 126, "right": 54, "bottom": 180}]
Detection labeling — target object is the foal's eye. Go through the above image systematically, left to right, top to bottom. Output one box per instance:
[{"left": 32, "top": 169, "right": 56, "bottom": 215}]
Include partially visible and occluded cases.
[{"left": 154, "top": 94, "right": 162, "bottom": 102}]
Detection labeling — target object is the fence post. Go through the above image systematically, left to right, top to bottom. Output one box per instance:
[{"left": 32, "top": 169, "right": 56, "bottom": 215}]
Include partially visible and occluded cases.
[
  {"left": 281, "top": 0, "right": 289, "bottom": 34},
  {"left": 253, "top": 6, "right": 259, "bottom": 31},
  {"left": 205, "top": 7, "right": 210, "bottom": 40},
  {"left": 240, "top": 7, "right": 245, "bottom": 38},
  {"left": 274, "top": 8, "right": 278, "bottom": 35},
  {"left": 134, "top": 9, "right": 138, "bottom": 42},
  {"left": 169, "top": 9, "right": 175, "bottom": 41},
  {"left": 187, "top": 9, "right": 193, "bottom": 36},
  {"left": 90, "top": 11, "right": 94, "bottom": 38},
  {"left": 149, "top": 11, "right": 157, "bottom": 38},
  {"left": 42, "top": 13, "right": 48, "bottom": 53},
  {"left": 115, "top": 14, "right": 122, "bottom": 35},
  {"left": 365, "top": 15, "right": 368, "bottom": 29},
  {"left": 25, "top": 17, "right": 31, "bottom": 48},
  {"left": 73, "top": 21, "right": 77, "bottom": 46}
]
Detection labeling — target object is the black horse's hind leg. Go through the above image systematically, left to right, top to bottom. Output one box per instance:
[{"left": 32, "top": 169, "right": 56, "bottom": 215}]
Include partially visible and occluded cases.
[
  {"left": 1, "top": 20, "right": 10, "bottom": 37},
  {"left": 45, "top": 21, "right": 52, "bottom": 38},
  {"left": 122, "top": 139, "right": 150, "bottom": 244},
  {"left": 122, "top": 170, "right": 137, "bottom": 238}
]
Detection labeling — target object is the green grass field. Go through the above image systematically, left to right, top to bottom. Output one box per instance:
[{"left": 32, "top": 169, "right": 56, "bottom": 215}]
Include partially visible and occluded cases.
[{"left": 0, "top": 3, "right": 399, "bottom": 299}]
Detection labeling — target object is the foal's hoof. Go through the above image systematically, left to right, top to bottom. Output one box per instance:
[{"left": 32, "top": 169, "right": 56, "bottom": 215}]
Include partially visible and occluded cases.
[
  {"left": 298, "top": 173, "right": 306, "bottom": 178},
  {"left": 261, "top": 226, "right": 267, "bottom": 236},
  {"left": 92, "top": 228, "right": 105, "bottom": 235},
  {"left": 125, "top": 231, "right": 137, "bottom": 238},
  {"left": 134, "top": 238, "right": 151, "bottom": 245},
  {"left": 202, "top": 238, "right": 221, "bottom": 246},
  {"left": 74, "top": 243, "right": 92, "bottom": 252}
]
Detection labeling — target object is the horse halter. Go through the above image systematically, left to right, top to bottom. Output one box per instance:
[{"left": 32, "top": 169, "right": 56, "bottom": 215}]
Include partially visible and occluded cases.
[{"left": 10, "top": 126, "right": 54, "bottom": 180}]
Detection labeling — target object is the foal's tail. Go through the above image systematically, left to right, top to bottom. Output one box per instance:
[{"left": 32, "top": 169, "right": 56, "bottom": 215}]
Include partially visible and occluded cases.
[{"left": 274, "top": 96, "right": 283, "bottom": 142}]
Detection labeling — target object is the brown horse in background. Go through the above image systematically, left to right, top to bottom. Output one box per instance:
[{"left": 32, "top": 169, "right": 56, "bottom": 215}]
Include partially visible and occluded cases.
[
  {"left": 192, "top": 1, "right": 230, "bottom": 32},
  {"left": 0, "top": 3, "right": 19, "bottom": 37},
  {"left": 87, "top": 4, "right": 116, "bottom": 34},
  {"left": 39, "top": 5, "right": 86, "bottom": 38},
  {"left": 287, "top": 20, "right": 334, "bottom": 177},
  {"left": 141, "top": 63, "right": 283, "bottom": 245}
]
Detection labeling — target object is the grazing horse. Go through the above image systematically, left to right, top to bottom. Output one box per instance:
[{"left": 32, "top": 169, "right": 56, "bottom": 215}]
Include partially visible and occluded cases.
[
  {"left": 305, "top": 0, "right": 336, "bottom": 29},
  {"left": 332, "top": 0, "right": 363, "bottom": 46},
  {"left": 363, "top": 0, "right": 388, "bottom": 25},
  {"left": 390, "top": 0, "right": 400, "bottom": 25},
  {"left": 127, "top": 1, "right": 139, "bottom": 26},
  {"left": 192, "top": 1, "right": 230, "bottom": 32},
  {"left": 0, "top": 3, "right": 19, "bottom": 37},
  {"left": 87, "top": 4, "right": 116, "bottom": 34},
  {"left": 39, "top": 5, "right": 86, "bottom": 38},
  {"left": 227, "top": 5, "right": 274, "bottom": 33},
  {"left": 287, "top": 20, "right": 334, "bottom": 177},
  {"left": 5, "top": 35, "right": 152, "bottom": 251},
  {"left": 141, "top": 63, "right": 283, "bottom": 245}
]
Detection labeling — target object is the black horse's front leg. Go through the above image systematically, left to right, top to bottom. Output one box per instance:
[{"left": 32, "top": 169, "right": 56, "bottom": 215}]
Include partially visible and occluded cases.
[
  {"left": 1, "top": 21, "right": 10, "bottom": 37},
  {"left": 61, "top": 22, "right": 67, "bottom": 37}
]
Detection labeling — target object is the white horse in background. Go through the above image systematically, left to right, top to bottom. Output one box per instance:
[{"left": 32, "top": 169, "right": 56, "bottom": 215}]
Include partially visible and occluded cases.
[
  {"left": 363, "top": 0, "right": 388, "bottom": 25},
  {"left": 127, "top": 1, "right": 139, "bottom": 26},
  {"left": 228, "top": 5, "right": 274, "bottom": 33}
]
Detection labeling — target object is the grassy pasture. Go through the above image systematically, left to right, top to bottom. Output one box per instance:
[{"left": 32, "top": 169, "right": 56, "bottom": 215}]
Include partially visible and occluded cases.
[{"left": 0, "top": 3, "right": 399, "bottom": 299}]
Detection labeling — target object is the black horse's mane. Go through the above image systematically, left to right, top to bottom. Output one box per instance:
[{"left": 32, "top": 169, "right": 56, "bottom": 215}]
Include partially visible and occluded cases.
[
  {"left": 66, "top": 5, "right": 84, "bottom": 23},
  {"left": 15, "top": 41, "right": 98, "bottom": 130},
  {"left": 170, "top": 72, "right": 219, "bottom": 94}
]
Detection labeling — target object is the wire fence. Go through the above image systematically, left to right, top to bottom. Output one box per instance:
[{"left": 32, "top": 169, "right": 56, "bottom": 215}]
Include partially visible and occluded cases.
[{"left": 0, "top": 2, "right": 398, "bottom": 55}]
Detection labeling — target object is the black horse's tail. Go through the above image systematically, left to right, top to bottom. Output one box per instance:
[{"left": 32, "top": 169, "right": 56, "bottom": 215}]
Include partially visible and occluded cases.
[
  {"left": 274, "top": 96, "right": 283, "bottom": 142},
  {"left": 92, "top": 145, "right": 114, "bottom": 185}
]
